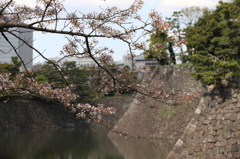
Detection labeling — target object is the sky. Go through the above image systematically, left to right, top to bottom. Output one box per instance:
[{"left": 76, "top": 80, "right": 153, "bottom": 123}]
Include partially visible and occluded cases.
[{"left": 14, "top": 0, "right": 227, "bottom": 64}]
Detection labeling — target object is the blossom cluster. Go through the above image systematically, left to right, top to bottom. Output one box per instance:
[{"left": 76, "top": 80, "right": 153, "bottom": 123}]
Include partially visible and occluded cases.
[
  {"left": 0, "top": 0, "right": 197, "bottom": 126},
  {"left": 0, "top": 73, "right": 116, "bottom": 121}
]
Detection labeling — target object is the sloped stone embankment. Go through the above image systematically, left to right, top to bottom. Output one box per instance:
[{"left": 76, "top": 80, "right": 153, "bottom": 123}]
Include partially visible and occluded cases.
[
  {"left": 109, "top": 65, "right": 206, "bottom": 140},
  {"left": 167, "top": 77, "right": 240, "bottom": 159}
]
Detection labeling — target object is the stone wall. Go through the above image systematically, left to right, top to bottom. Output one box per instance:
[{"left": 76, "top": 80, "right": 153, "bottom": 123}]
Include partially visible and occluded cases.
[
  {"left": 109, "top": 65, "right": 206, "bottom": 140},
  {"left": 167, "top": 77, "right": 240, "bottom": 159},
  {"left": 0, "top": 96, "right": 133, "bottom": 130},
  {"left": 90, "top": 96, "right": 134, "bottom": 126},
  {"left": 0, "top": 99, "right": 84, "bottom": 129}
]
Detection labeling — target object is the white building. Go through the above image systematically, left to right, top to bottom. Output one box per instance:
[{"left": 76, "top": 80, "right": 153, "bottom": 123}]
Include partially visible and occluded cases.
[
  {"left": 0, "top": 28, "right": 33, "bottom": 71},
  {"left": 49, "top": 54, "right": 115, "bottom": 68},
  {"left": 122, "top": 54, "right": 160, "bottom": 70},
  {"left": 53, "top": 56, "right": 101, "bottom": 68},
  {"left": 58, "top": 56, "right": 97, "bottom": 67}
]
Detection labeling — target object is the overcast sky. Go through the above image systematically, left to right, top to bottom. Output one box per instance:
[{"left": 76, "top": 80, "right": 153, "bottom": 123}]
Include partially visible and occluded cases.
[{"left": 14, "top": 0, "right": 226, "bottom": 64}]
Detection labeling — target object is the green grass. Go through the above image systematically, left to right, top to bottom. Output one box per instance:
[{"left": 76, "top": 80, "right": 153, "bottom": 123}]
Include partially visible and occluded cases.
[
  {"left": 159, "top": 105, "right": 187, "bottom": 117},
  {"left": 159, "top": 107, "right": 173, "bottom": 117}
]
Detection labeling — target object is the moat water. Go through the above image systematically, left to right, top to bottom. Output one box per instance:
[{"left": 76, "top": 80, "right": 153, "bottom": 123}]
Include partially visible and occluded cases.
[{"left": 0, "top": 127, "right": 174, "bottom": 159}]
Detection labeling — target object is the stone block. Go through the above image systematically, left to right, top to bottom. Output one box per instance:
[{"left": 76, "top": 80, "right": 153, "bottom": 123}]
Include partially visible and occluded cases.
[
  {"left": 203, "top": 97, "right": 210, "bottom": 106},
  {"left": 217, "top": 97, "right": 224, "bottom": 104},
  {"left": 231, "top": 98, "right": 238, "bottom": 103},
  {"left": 209, "top": 99, "right": 217, "bottom": 107},
  {"left": 219, "top": 101, "right": 229, "bottom": 108},
  {"left": 236, "top": 102, "right": 240, "bottom": 107},
  {"left": 198, "top": 103, "right": 207, "bottom": 111},
  {"left": 226, "top": 104, "right": 236, "bottom": 111},
  {"left": 201, "top": 107, "right": 211, "bottom": 115},
  {"left": 235, "top": 107, "right": 240, "bottom": 112},
  {"left": 195, "top": 108, "right": 201, "bottom": 114},
  {"left": 216, "top": 108, "right": 222, "bottom": 114},
  {"left": 193, "top": 113, "right": 204, "bottom": 121},
  {"left": 216, "top": 113, "right": 223, "bottom": 120},
  {"left": 224, "top": 113, "right": 232, "bottom": 120},
  {"left": 228, "top": 113, "right": 237, "bottom": 121},
  {"left": 237, "top": 113, "right": 240, "bottom": 120},
  {"left": 208, "top": 114, "right": 216, "bottom": 120},
  {"left": 189, "top": 118, "right": 198, "bottom": 126},
  {"left": 210, "top": 119, "right": 217, "bottom": 127},
  {"left": 203, "top": 120, "right": 210, "bottom": 125},
  {"left": 223, "top": 121, "right": 233, "bottom": 131},
  {"left": 232, "top": 121, "right": 239, "bottom": 128},
  {"left": 215, "top": 122, "right": 223, "bottom": 130},
  {"left": 186, "top": 123, "right": 197, "bottom": 132},
  {"left": 200, "top": 125, "right": 208, "bottom": 132},
  {"left": 207, "top": 125, "right": 214, "bottom": 134},
  {"left": 184, "top": 128, "right": 193, "bottom": 136},
  {"left": 216, "top": 129, "right": 223, "bottom": 135},
  {"left": 210, "top": 130, "right": 217, "bottom": 136},
  {"left": 188, "top": 131, "right": 195, "bottom": 139},
  {"left": 193, "top": 131, "right": 199, "bottom": 139},
  {"left": 197, "top": 131, "right": 204, "bottom": 138},
  {"left": 223, "top": 131, "right": 231, "bottom": 139},
  {"left": 232, "top": 131, "right": 240, "bottom": 138},
  {"left": 202, "top": 132, "right": 209, "bottom": 141},
  {"left": 217, "top": 134, "right": 224, "bottom": 142},
  {"left": 182, "top": 135, "right": 191, "bottom": 144},
  {"left": 206, "top": 135, "right": 214, "bottom": 143},
  {"left": 227, "top": 138, "right": 237, "bottom": 145},
  {"left": 238, "top": 138, "right": 240, "bottom": 144},
  {"left": 176, "top": 139, "right": 183, "bottom": 146},
  {"left": 215, "top": 141, "right": 222, "bottom": 146},
  {"left": 207, "top": 142, "right": 214, "bottom": 149},
  {"left": 182, "top": 143, "right": 188, "bottom": 148},
  {"left": 193, "top": 143, "right": 201, "bottom": 152},
  {"left": 202, "top": 143, "right": 207, "bottom": 151},
  {"left": 226, "top": 144, "right": 232, "bottom": 151},
  {"left": 230, "top": 144, "right": 239, "bottom": 152},
  {"left": 175, "top": 145, "right": 184, "bottom": 155},
  {"left": 219, "top": 145, "right": 226, "bottom": 154},
  {"left": 211, "top": 147, "right": 219, "bottom": 155},
  {"left": 180, "top": 150, "right": 188, "bottom": 159},
  {"left": 166, "top": 151, "right": 180, "bottom": 159},
  {"left": 195, "top": 151, "right": 205, "bottom": 156},
  {"left": 227, "top": 152, "right": 233, "bottom": 158},
  {"left": 232, "top": 152, "right": 240, "bottom": 158},
  {"left": 205, "top": 153, "right": 214, "bottom": 159},
  {"left": 215, "top": 154, "right": 227, "bottom": 159},
  {"left": 186, "top": 155, "right": 193, "bottom": 159}
]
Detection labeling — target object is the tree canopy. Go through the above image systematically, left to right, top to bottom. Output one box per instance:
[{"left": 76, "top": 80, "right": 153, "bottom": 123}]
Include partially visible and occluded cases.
[
  {"left": 185, "top": 0, "right": 240, "bottom": 85},
  {"left": 144, "top": 30, "right": 170, "bottom": 65},
  {"left": 0, "top": 56, "right": 21, "bottom": 77}
]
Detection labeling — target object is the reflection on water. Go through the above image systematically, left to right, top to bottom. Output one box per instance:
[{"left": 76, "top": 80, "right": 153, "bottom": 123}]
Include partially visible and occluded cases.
[
  {"left": 0, "top": 127, "right": 174, "bottom": 159},
  {"left": 0, "top": 127, "right": 123, "bottom": 159},
  {"left": 109, "top": 135, "right": 174, "bottom": 159}
]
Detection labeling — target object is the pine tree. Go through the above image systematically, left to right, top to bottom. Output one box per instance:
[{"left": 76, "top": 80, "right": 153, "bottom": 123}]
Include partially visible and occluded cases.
[
  {"left": 185, "top": 0, "right": 240, "bottom": 85},
  {"left": 144, "top": 30, "right": 170, "bottom": 65}
]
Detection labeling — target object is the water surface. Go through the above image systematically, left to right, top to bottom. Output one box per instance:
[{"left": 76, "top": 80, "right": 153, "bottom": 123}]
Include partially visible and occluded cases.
[{"left": 0, "top": 127, "right": 174, "bottom": 159}]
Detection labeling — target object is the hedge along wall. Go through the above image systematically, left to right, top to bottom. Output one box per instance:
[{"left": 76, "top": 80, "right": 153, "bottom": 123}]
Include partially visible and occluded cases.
[{"left": 167, "top": 76, "right": 240, "bottom": 159}]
